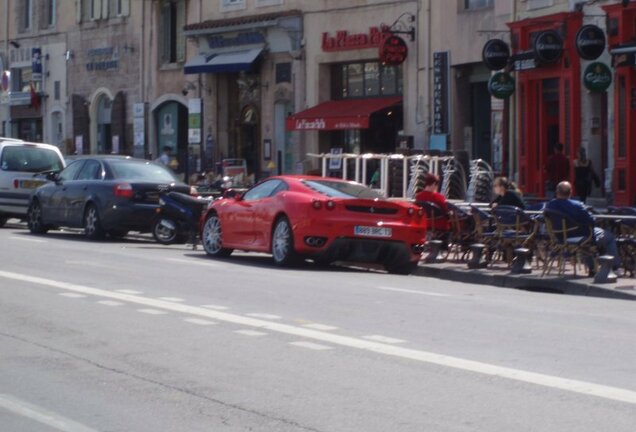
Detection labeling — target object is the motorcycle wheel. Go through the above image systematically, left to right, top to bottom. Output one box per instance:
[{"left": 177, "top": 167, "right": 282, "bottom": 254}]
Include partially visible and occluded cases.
[{"left": 152, "top": 217, "right": 178, "bottom": 245}]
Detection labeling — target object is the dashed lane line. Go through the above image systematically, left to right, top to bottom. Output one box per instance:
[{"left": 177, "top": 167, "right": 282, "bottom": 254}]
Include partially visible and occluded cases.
[
  {"left": 2, "top": 269, "right": 636, "bottom": 406},
  {"left": 97, "top": 300, "right": 124, "bottom": 307},
  {"left": 234, "top": 330, "right": 268, "bottom": 337}
]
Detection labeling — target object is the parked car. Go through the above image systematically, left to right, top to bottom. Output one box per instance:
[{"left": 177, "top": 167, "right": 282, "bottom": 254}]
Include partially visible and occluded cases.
[
  {"left": 0, "top": 138, "right": 65, "bottom": 227},
  {"left": 27, "top": 155, "right": 193, "bottom": 239},
  {"left": 200, "top": 175, "right": 427, "bottom": 274}
]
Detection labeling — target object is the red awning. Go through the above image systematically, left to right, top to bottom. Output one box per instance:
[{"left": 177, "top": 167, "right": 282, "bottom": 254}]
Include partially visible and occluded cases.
[{"left": 286, "top": 96, "right": 402, "bottom": 131}]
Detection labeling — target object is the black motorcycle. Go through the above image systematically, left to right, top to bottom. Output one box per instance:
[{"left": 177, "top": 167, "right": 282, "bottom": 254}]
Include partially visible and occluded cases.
[{"left": 152, "top": 192, "right": 212, "bottom": 248}]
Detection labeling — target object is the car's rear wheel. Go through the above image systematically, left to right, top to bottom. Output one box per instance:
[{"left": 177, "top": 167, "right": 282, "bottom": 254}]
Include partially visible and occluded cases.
[
  {"left": 27, "top": 201, "right": 48, "bottom": 234},
  {"left": 84, "top": 204, "right": 105, "bottom": 240},
  {"left": 202, "top": 214, "right": 233, "bottom": 257},
  {"left": 0, "top": 216, "right": 7, "bottom": 228},
  {"left": 272, "top": 217, "right": 300, "bottom": 266}
]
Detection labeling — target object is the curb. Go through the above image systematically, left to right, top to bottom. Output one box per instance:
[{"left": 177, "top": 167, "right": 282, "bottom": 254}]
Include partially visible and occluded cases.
[{"left": 413, "top": 264, "right": 636, "bottom": 301}]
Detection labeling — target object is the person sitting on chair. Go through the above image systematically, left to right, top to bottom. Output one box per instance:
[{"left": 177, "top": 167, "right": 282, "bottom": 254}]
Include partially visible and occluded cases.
[
  {"left": 415, "top": 173, "right": 450, "bottom": 233},
  {"left": 490, "top": 176, "right": 525, "bottom": 209},
  {"left": 545, "top": 181, "right": 620, "bottom": 275}
]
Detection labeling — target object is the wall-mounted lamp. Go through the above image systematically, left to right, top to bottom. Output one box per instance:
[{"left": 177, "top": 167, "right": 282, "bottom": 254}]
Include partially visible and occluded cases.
[
  {"left": 9, "top": 40, "right": 20, "bottom": 48},
  {"left": 64, "top": 50, "right": 74, "bottom": 61}
]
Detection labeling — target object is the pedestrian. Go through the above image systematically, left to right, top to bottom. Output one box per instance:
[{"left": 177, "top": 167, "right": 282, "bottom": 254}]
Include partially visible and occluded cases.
[
  {"left": 545, "top": 143, "right": 570, "bottom": 198},
  {"left": 156, "top": 146, "right": 173, "bottom": 166},
  {"left": 573, "top": 147, "right": 600, "bottom": 204},
  {"left": 490, "top": 176, "right": 525, "bottom": 209},
  {"left": 545, "top": 181, "right": 620, "bottom": 276}
]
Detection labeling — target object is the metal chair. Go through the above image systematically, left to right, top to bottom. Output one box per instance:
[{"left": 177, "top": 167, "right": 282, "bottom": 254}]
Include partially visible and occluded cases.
[{"left": 490, "top": 205, "right": 538, "bottom": 265}]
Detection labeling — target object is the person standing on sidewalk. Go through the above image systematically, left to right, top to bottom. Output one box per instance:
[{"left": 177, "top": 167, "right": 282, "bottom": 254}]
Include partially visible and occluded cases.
[
  {"left": 545, "top": 143, "right": 570, "bottom": 198},
  {"left": 573, "top": 147, "right": 600, "bottom": 204}
]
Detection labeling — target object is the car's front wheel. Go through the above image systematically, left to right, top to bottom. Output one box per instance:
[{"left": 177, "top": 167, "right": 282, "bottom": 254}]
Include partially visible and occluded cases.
[
  {"left": 27, "top": 201, "right": 48, "bottom": 234},
  {"left": 84, "top": 204, "right": 105, "bottom": 240},
  {"left": 202, "top": 214, "right": 233, "bottom": 257},
  {"left": 272, "top": 217, "right": 300, "bottom": 266}
]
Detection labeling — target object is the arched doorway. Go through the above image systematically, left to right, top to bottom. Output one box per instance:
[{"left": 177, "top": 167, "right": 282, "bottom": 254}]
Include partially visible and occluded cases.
[
  {"left": 155, "top": 101, "right": 188, "bottom": 176},
  {"left": 239, "top": 104, "right": 259, "bottom": 179}
]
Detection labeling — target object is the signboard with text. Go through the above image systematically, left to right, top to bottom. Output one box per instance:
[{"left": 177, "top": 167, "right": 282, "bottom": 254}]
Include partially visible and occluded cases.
[{"left": 433, "top": 51, "right": 450, "bottom": 135}]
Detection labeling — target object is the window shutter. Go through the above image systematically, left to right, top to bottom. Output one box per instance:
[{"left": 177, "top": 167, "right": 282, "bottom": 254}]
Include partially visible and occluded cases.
[
  {"left": 102, "top": 0, "right": 109, "bottom": 19},
  {"left": 121, "top": 0, "right": 130, "bottom": 16},
  {"left": 176, "top": 0, "right": 186, "bottom": 62},
  {"left": 160, "top": 4, "right": 170, "bottom": 63}
]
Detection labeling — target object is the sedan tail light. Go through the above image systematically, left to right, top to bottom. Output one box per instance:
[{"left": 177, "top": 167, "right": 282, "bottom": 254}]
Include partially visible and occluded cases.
[{"left": 113, "top": 183, "right": 134, "bottom": 199}]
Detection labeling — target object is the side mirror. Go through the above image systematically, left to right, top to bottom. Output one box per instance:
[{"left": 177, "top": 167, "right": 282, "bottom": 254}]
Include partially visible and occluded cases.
[
  {"left": 46, "top": 171, "right": 59, "bottom": 181},
  {"left": 223, "top": 188, "right": 242, "bottom": 200}
]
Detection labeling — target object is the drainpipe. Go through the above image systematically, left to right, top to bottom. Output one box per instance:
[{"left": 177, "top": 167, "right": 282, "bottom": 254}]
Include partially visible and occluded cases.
[{"left": 509, "top": 0, "right": 517, "bottom": 181}]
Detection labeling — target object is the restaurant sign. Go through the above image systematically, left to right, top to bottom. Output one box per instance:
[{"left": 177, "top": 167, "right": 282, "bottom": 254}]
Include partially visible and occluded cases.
[
  {"left": 576, "top": 25, "right": 606, "bottom": 61},
  {"left": 322, "top": 26, "right": 390, "bottom": 52},
  {"left": 379, "top": 35, "right": 408, "bottom": 66},
  {"left": 583, "top": 62, "right": 612, "bottom": 93},
  {"left": 488, "top": 72, "right": 515, "bottom": 99},
  {"left": 286, "top": 117, "right": 367, "bottom": 130}
]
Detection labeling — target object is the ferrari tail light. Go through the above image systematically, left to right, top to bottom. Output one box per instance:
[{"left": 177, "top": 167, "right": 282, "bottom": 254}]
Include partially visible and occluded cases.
[
  {"left": 113, "top": 183, "right": 134, "bottom": 199},
  {"left": 312, "top": 200, "right": 322, "bottom": 210},
  {"left": 325, "top": 200, "right": 336, "bottom": 210},
  {"left": 407, "top": 207, "right": 415, "bottom": 216}
]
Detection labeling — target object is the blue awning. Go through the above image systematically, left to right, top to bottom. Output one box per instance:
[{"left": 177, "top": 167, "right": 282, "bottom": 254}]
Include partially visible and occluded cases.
[{"left": 184, "top": 48, "right": 263, "bottom": 74}]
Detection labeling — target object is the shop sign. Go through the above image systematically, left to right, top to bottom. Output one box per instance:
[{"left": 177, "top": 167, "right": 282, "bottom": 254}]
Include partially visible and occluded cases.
[
  {"left": 576, "top": 25, "right": 606, "bottom": 61},
  {"left": 322, "top": 27, "right": 389, "bottom": 52},
  {"left": 533, "top": 30, "right": 563, "bottom": 65},
  {"left": 207, "top": 32, "right": 265, "bottom": 49},
  {"left": 379, "top": 35, "right": 408, "bottom": 66},
  {"left": 482, "top": 39, "right": 510, "bottom": 71},
  {"left": 86, "top": 47, "right": 119, "bottom": 72},
  {"left": 31, "top": 48, "right": 42, "bottom": 82},
  {"left": 433, "top": 51, "right": 450, "bottom": 135},
  {"left": 583, "top": 62, "right": 612, "bottom": 93},
  {"left": 488, "top": 72, "right": 515, "bottom": 99},
  {"left": 188, "top": 98, "right": 202, "bottom": 144},
  {"left": 288, "top": 118, "right": 367, "bottom": 130}
]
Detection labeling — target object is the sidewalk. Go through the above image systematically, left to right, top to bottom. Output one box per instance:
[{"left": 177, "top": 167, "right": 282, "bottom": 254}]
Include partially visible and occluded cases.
[{"left": 414, "top": 259, "right": 636, "bottom": 301}]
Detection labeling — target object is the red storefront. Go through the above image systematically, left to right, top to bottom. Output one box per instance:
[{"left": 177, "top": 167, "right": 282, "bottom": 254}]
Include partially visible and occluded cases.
[
  {"left": 603, "top": 3, "right": 636, "bottom": 206},
  {"left": 508, "top": 12, "right": 583, "bottom": 197}
]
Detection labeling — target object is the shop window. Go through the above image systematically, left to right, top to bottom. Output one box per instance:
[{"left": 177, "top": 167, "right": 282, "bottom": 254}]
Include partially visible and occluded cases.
[
  {"left": 17, "top": 0, "right": 33, "bottom": 32},
  {"left": 39, "top": 0, "right": 56, "bottom": 29},
  {"left": 160, "top": 0, "right": 186, "bottom": 65},
  {"left": 221, "top": 0, "right": 245, "bottom": 12},
  {"left": 463, "top": 0, "right": 492, "bottom": 10},
  {"left": 526, "top": 0, "right": 554, "bottom": 10},
  {"left": 332, "top": 61, "right": 403, "bottom": 99},
  {"left": 275, "top": 63, "right": 291, "bottom": 84},
  {"left": 10, "top": 67, "right": 33, "bottom": 92}
]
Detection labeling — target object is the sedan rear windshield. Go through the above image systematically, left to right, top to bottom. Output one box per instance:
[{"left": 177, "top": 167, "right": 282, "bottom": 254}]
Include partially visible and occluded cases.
[
  {"left": 0, "top": 146, "right": 64, "bottom": 173},
  {"left": 109, "top": 160, "right": 179, "bottom": 182},
  {"left": 302, "top": 180, "right": 384, "bottom": 199}
]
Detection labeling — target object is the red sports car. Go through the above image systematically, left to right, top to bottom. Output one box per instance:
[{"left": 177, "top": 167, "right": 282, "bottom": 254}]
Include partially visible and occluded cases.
[{"left": 200, "top": 175, "right": 427, "bottom": 274}]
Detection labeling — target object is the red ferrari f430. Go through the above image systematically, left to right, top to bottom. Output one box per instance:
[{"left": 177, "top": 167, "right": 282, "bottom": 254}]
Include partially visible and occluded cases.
[{"left": 200, "top": 176, "right": 427, "bottom": 274}]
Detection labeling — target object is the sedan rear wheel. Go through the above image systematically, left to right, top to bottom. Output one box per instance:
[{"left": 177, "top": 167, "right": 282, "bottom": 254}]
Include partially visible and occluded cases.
[
  {"left": 27, "top": 201, "right": 48, "bottom": 234},
  {"left": 84, "top": 204, "right": 105, "bottom": 240},
  {"left": 202, "top": 214, "right": 233, "bottom": 257},
  {"left": 272, "top": 217, "right": 300, "bottom": 266}
]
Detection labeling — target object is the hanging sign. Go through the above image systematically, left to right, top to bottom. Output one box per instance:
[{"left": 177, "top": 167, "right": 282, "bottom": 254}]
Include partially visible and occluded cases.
[
  {"left": 576, "top": 25, "right": 606, "bottom": 61},
  {"left": 533, "top": 30, "right": 564, "bottom": 65},
  {"left": 379, "top": 35, "right": 408, "bottom": 66},
  {"left": 482, "top": 39, "right": 510, "bottom": 71},
  {"left": 31, "top": 48, "right": 42, "bottom": 82},
  {"left": 583, "top": 62, "right": 612, "bottom": 92},
  {"left": 488, "top": 72, "right": 515, "bottom": 99}
]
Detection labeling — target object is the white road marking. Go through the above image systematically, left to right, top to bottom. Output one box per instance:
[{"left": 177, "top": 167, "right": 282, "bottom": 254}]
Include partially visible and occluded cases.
[
  {"left": 9, "top": 236, "right": 47, "bottom": 243},
  {"left": 166, "top": 257, "right": 219, "bottom": 267},
  {"left": 3, "top": 269, "right": 636, "bottom": 406},
  {"left": 376, "top": 286, "right": 451, "bottom": 297},
  {"left": 115, "top": 289, "right": 143, "bottom": 295},
  {"left": 58, "top": 293, "right": 86, "bottom": 299},
  {"left": 158, "top": 297, "right": 185, "bottom": 302},
  {"left": 97, "top": 300, "right": 123, "bottom": 307},
  {"left": 201, "top": 304, "right": 229, "bottom": 310},
  {"left": 137, "top": 308, "right": 167, "bottom": 315},
  {"left": 246, "top": 313, "right": 282, "bottom": 320},
  {"left": 184, "top": 318, "right": 216, "bottom": 326},
  {"left": 302, "top": 323, "right": 339, "bottom": 331},
  {"left": 234, "top": 330, "right": 268, "bottom": 337},
  {"left": 363, "top": 335, "right": 406, "bottom": 344},
  {"left": 290, "top": 341, "right": 333, "bottom": 351},
  {"left": 0, "top": 393, "right": 99, "bottom": 432}
]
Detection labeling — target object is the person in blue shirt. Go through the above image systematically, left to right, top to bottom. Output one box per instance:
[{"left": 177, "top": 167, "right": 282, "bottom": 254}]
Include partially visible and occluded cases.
[{"left": 545, "top": 181, "right": 620, "bottom": 274}]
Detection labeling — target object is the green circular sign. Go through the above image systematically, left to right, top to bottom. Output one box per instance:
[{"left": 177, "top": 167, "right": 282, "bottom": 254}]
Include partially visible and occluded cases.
[
  {"left": 583, "top": 62, "right": 612, "bottom": 92},
  {"left": 488, "top": 72, "right": 515, "bottom": 99}
]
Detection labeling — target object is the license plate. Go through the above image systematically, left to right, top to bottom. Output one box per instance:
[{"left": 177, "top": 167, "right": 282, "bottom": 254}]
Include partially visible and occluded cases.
[
  {"left": 19, "top": 180, "right": 45, "bottom": 189},
  {"left": 354, "top": 225, "right": 392, "bottom": 238}
]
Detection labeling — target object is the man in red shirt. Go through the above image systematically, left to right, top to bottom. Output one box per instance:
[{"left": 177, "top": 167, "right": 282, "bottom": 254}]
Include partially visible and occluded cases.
[{"left": 545, "top": 143, "right": 570, "bottom": 198}]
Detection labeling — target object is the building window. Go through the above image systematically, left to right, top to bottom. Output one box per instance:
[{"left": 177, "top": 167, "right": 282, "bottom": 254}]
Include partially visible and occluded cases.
[
  {"left": 41, "top": 0, "right": 56, "bottom": 28},
  {"left": 111, "top": 0, "right": 130, "bottom": 17},
  {"left": 160, "top": 0, "right": 186, "bottom": 64},
  {"left": 221, "top": 0, "right": 246, "bottom": 12},
  {"left": 255, "top": 0, "right": 283, "bottom": 7},
  {"left": 464, "top": 0, "right": 492, "bottom": 10},
  {"left": 526, "top": 0, "right": 554, "bottom": 10},
  {"left": 332, "top": 61, "right": 403, "bottom": 99},
  {"left": 275, "top": 63, "right": 291, "bottom": 83},
  {"left": 10, "top": 67, "right": 33, "bottom": 93},
  {"left": 54, "top": 81, "right": 61, "bottom": 100}
]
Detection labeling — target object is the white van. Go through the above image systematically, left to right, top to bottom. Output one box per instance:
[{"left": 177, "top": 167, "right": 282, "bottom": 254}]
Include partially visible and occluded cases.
[{"left": 0, "top": 138, "right": 65, "bottom": 226}]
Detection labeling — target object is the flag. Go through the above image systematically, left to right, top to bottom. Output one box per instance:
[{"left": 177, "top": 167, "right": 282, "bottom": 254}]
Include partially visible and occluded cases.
[{"left": 30, "top": 83, "right": 40, "bottom": 111}]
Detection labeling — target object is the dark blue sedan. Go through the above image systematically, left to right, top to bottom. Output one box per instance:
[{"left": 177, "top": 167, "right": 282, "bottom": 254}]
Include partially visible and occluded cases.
[{"left": 27, "top": 156, "right": 192, "bottom": 239}]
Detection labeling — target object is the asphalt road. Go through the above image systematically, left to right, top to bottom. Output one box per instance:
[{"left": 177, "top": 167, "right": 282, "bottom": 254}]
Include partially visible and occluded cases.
[{"left": 1, "top": 222, "right": 636, "bottom": 432}]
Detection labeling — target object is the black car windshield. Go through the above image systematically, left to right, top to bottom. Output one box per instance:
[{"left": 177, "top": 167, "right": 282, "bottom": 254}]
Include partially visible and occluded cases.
[
  {"left": 0, "top": 146, "right": 64, "bottom": 173},
  {"left": 109, "top": 160, "right": 179, "bottom": 182},
  {"left": 302, "top": 179, "right": 384, "bottom": 199}
]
